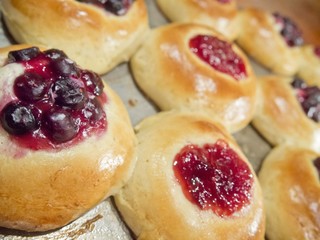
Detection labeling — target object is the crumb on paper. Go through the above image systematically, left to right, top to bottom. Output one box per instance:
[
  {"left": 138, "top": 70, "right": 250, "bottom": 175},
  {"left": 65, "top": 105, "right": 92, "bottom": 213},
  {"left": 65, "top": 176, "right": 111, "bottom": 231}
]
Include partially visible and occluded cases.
[{"left": 128, "top": 99, "right": 138, "bottom": 107}]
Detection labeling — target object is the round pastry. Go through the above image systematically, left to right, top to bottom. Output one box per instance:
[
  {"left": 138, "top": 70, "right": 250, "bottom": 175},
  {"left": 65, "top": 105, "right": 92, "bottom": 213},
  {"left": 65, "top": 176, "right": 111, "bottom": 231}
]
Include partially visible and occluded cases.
[
  {"left": 0, "top": 0, "right": 149, "bottom": 75},
  {"left": 156, "top": 0, "right": 241, "bottom": 40},
  {"left": 237, "top": 8, "right": 303, "bottom": 76},
  {"left": 131, "top": 23, "right": 257, "bottom": 133},
  {"left": 0, "top": 44, "right": 137, "bottom": 232},
  {"left": 298, "top": 45, "right": 320, "bottom": 86},
  {"left": 252, "top": 75, "right": 320, "bottom": 153},
  {"left": 115, "top": 111, "right": 265, "bottom": 240},
  {"left": 259, "top": 145, "right": 320, "bottom": 240}
]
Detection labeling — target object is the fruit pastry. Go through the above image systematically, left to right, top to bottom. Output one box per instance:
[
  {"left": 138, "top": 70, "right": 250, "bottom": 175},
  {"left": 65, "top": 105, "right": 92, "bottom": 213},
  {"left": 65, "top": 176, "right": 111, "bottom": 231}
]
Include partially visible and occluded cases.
[
  {"left": 0, "top": 0, "right": 149, "bottom": 75},
  {"left": 156, "top": 0, "right": 240, "bottom": 40},
  {"left": 237, "top": 8, "right": 303, "bottom": 76},
  {"left": 131, "top": 23, "right": 257, "bottom": 133},
  {"left": 0, "top": 44, "right": 137, "bottom": 232},
  {"left": 298, "top": 45, "right": 320, "bottom": 86},
  {"left": 252, "top": 75, "right": 320, "bottom": 153},
  {"left": 115, "top": 110, "right": 265, "bottom": 240},
  {"left": 259, "top": 145, "right": 320, "bottom": 240}
]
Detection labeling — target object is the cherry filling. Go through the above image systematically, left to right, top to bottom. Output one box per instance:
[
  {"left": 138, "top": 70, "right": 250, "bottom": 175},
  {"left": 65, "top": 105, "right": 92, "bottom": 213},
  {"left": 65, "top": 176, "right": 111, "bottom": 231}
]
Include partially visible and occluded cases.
[
  {"left": 77, "top": 0, "right": 134, "bottom": 16},
  {"left": 273, "top": 12, "right": 304, "bottom": 47},
  {"left": 189, "top": 35, "right": 247, "bottom": 80},
  {"left": 314, "top": 46, "right": 320, "bottom": 58},
  {"left": 0, "top": 47, "right": 107, "bottom": 150},
  {"left": 291, "top": 77, "right": 320, "bottom": 123},
  {"left": 173, "top": 139, "right": 253, "bottom": 217},
  {"left": 313, "top": 157, "right": 320, "bottom": 178}
]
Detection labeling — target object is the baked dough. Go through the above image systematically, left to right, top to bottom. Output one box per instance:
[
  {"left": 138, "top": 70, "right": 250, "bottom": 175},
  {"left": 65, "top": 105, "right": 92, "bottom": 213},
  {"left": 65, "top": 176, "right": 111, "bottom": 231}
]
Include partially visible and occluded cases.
[
  {"left": 0, "top": 0, "right": 149, "bottom": 75},
  {"left": 156, "top": 0, "right": 241, "bottom": 40},
  {"left": 237, "top": 8, "right": 302, "bottom": 76},
  {"left": 131, "top": 23, "right": 257, "bottom": 133},
  {"left": 0, "top": 44, "right": 137, "bottom": 232},
  {"left": 298, "top": 45, "right": 320, "bottom": 87},
  {"left": 252, "top": 75, "right": 320, "bottom": 154},
  {"left": 115, "top": 110, "right": 265, "bottom": 240},
  {"left": 259, "top": 145, "right": 320, "bottom": 240}
]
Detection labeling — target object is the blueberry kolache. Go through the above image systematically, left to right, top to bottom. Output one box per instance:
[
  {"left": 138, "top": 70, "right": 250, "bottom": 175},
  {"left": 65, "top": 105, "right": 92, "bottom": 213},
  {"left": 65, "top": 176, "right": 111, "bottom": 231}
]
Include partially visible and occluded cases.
[
  {"left": 0, "top": 0, "right": 149, "bottom": 75},
  {"left": 156, "top": 0, "right": 241, "bottom": 40},
  {"left": 237, "top": 8, "right": 303, "bottom": 76},
  {"left": 131, "top": 23, "right": 257, "bottom": 133},
  {"left": 0, "top": 45, "right": 137, "bottom": 232},
  {"left": 252, "top": 75, "right": 320, "bottom": 153},
  {"left": 114, "top": 111, "right": 265, "bottom": 240},
  {"left": 259, "top": 145, "right": 320, "bottom": 240}
]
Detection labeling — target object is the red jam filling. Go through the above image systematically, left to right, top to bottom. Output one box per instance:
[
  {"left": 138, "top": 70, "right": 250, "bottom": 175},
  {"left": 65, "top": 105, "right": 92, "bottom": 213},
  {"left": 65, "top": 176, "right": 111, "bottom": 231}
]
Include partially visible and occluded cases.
[
  {"left": 77, "top": 0, "right": 134, "bottom": 16},
  {"left": 273, "top": 12, "right": 304, "bottom": 47},
  {"left": 189, "top": 35, "right": 247, "bottom": 80},
  {"left": 314, "top": 46, "right": 320, "bottom": 58},
  {"left": 0, "top": 47, "right": 107, "bottom": 150},
  {"left": 291, "top": 77, "right": 320, "bottom": 123},
  {"left": 173, "top": 139, "right": 253, "bottom": 217}
]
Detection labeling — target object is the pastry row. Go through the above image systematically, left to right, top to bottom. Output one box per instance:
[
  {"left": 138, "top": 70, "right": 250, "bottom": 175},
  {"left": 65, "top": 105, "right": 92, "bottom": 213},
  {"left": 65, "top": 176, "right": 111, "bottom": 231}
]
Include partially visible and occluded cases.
[{"left": 0, "top": 0, "right": 319, "bottom": 239}]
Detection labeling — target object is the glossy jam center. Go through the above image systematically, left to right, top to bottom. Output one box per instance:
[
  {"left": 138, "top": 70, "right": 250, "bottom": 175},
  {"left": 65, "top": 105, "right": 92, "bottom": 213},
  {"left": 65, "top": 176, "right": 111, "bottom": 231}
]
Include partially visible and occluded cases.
[
  {"left": 77, "top": 0, "right": 134, "bottom": 16},
  {"left": 273, "top": 12, "right": 303, "bottom": 47},
  {"left": 189, "top": 35, "right": 247, "bottom": 80},
  {"left": 0, "top": 47, "right": 107, "bottom": 150},
  {"left": 291, "top": 77, "right": 320, "bottom": 123},
  {"left": 173, "top": 139, "right": 253, "bottom": 217}
]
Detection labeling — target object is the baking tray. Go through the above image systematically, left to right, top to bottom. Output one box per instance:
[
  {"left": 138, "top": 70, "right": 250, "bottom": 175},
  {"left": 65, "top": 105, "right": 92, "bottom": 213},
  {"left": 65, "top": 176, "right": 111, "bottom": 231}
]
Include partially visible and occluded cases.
[{"left": 0, "top": 0, "right": 318, "bottom": 239}]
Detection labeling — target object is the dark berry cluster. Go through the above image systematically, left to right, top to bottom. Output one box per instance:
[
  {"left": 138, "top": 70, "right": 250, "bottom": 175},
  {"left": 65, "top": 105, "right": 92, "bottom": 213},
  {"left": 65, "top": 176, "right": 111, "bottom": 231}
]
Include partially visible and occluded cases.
[
  {"left": 77, "top": 0, "right": 134, "bottom": 16},
  {"left": 273, "top": 12, "right": 304, "bottom": 47},
  {"left": 189, "top": 35, "right": 247, "bottom": 80},
  {"left": 0, "top": 47, "right": 106, "bottom": 148},
  {"left": 291, "top": 77, "right": 320, "bottom": 122}
]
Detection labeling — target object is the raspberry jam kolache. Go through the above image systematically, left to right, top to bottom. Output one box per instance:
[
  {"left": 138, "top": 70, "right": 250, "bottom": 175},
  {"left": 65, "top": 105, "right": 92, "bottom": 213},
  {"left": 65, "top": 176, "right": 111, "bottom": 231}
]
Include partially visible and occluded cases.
[
  {"left": 189, "top": 35, "right": 247, "bottom": 80},
  {"left": 0, "top": 46, "right": 106, "bottom": 149},
  {"left": 173, "top": 139, "right": 253, "bottom": 217}
]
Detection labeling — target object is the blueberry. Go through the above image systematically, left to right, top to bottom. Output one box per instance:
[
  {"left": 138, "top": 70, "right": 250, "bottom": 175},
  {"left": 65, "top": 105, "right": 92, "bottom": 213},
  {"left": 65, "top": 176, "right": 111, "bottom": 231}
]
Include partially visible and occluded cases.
[
  {"left": 77, "top": 0, "right": 133, "bottom": 16},
  {"left": 273, "top": 13, "right": 303, "bottom": 47},
  {"left": 8, "top": 47, "right": 41, "bottom": 63},
  {"left": 44, "top": 49, "right": 68, "bottom": 60},
  {"left": 50, "top": 58, "right": 79, "bottom": 77},
  {"left": 81, "top": 70, "right": 104, "bottom": 96},
  {"left": 14, "top": 73, "right": 51, "bottom": 102},
  {"left": 291, "top": 77, "right": 307, "bottom": 89},
  {"left": 53, "top": 78, "right": 87, "bottom": 108},
  {"left": 83, "top": 98, "right": 104, "bottom": 122},
  {"left": 0, "top": 101, "right": 38, "bottom": 135},
  {"left": 42, "top": 108, "right": 79, "bottom": 143},
  {"left": 314, "top": 157, "right": 320, "bottom": 178}
]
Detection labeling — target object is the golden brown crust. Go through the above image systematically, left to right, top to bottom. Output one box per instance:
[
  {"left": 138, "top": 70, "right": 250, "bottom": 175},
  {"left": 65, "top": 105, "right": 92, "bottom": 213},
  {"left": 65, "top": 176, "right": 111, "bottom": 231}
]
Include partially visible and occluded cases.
[
  {"left": 0, "top": 0, "right": 149, "bottom": 74},
  {"left": 156, "top": 0, "right": 240, "bottom": 40},
  {"left": 237, "top": 8, "right": 301, "bottom": 76},
  {"left": 131, "top": 23, "right": 257, "bottom": 133},
  {"left": 0, "top": 44, "right": 137, "bottom": 232},
  {"left": 298, "top": 45, "right": 320, "bottom": 87},
  {"left": 252, "top": 75, "right": 320, "bottom": 153},
  {"left": 115, "top": 110, "right": 265, "bottom": 240},
  {"left": 259, "top": 145, "right": 320, "bottom": 240}
]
